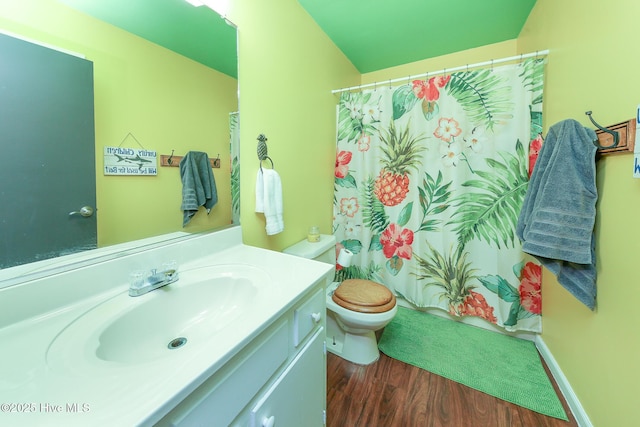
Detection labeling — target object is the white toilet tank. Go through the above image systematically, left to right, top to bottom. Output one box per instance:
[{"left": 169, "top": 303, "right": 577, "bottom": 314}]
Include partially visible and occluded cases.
[{"left": 283, "top": 234, "right": 336, "bottom": 265}]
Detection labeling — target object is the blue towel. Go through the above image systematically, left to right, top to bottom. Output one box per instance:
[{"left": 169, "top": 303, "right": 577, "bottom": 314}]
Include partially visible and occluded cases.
[
  {"left": 516, "top": 119, "right": 598, "bottom": 310},
  {"left": 179, "top": 151, "right": 218, "bottom": 227}
]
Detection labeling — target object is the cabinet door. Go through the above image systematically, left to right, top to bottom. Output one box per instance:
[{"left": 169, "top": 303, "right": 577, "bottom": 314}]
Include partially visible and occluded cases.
[
  {"left": 156, "top": 321, "right": 289, "bottom": 427},
  {"left": 250, "top": 329, "right": 326, "bottom": 427}
]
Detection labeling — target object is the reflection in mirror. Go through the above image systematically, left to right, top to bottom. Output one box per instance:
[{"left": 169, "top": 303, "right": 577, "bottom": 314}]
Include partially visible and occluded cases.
[{"left": 0, "top": 1, "right": 238, "bottom": 284}]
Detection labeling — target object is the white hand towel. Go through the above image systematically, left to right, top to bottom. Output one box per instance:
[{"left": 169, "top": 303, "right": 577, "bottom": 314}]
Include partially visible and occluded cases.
[
  {"left": 255, "top": 169, "right": 284, "bottom": 235},
  {"left": 255, "top": 169, "right": 265, "bottom": 213}
]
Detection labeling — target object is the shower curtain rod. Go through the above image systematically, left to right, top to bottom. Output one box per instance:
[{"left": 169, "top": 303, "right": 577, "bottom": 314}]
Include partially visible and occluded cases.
[{"left": 331, "top": 49, "right": 549, "bottom": 94}]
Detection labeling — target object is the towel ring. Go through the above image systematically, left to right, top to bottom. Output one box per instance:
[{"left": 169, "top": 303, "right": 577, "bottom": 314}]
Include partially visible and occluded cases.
[{"left": 260, "top": 156, "right": 274, "bottom": 172}]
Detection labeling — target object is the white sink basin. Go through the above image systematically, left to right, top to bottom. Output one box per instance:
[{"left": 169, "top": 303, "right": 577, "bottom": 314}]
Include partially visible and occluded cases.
[{"left": 46, "top": 264, "right": 270, "bottom": 371}]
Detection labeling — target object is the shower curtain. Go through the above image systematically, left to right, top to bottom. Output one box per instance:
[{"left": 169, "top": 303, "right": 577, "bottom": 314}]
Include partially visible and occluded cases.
[
  {"left": 333, "top": 59, "right": 545, "bottom": 332},
  {"left": 230, "top": 111, "right": 240, "bottom": 224}
]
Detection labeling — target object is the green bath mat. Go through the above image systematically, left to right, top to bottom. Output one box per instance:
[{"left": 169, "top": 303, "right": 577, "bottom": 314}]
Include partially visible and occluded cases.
[{"left": 378, "top": 307, "right": 568, "bottom": 420}]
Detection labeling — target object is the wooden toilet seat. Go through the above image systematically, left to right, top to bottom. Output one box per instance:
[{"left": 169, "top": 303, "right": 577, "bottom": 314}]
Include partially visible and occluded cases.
[{"left": 332, "top": 279, "right": 396, "bottom": 313}]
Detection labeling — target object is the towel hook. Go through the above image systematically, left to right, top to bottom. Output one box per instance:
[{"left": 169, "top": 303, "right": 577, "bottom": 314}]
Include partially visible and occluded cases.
[
  {"left": 585, "top": 111, "right": 619, "bottom": 149},
  {"left": 167, "top": 149, "right": 175, "bottom": 165}
]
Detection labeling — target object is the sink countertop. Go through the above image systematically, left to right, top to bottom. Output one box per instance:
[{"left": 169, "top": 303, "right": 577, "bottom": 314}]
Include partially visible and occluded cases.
[{"left": 0, "top": 233, "right": 333, "bottom": 426}]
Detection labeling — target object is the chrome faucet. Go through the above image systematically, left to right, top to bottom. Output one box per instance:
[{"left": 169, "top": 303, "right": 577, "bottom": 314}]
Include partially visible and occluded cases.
[{"left": 129, "top": 267, "right": 179, "bottom": 297}]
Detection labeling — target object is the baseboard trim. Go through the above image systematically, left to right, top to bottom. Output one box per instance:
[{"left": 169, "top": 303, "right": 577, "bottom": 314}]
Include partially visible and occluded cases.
[{"left": 535, "top": 336, "right": 592, "bottom": 427}]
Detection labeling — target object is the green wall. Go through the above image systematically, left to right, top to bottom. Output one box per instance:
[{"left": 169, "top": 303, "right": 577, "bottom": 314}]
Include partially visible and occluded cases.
[
  {"left": 0, "top": 0, "right": 238, "bottom": 247},
  {"left": 228, "top": 0, "right": 359, "bottom": 251},
  {"left": 519, "top": 1, "right": 640, "bottom": 425},
  {"left": 361, "top": 40, "right": 518, "bottom": 86}
]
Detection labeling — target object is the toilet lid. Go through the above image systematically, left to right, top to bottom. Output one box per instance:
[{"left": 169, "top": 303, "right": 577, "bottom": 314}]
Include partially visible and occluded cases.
[{"left": 332, "top": 279, "right": 396, "bottom": 313}]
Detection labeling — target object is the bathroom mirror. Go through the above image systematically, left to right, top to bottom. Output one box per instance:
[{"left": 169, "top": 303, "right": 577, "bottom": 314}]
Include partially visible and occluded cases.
[{"left": 0, "top": 1, "right": 239, "bottom": 286}]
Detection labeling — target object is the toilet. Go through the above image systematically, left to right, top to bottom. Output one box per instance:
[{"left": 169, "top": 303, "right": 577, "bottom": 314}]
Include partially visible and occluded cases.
[{"left": 284, "top": 235, "right": 397, "bottom": 365}]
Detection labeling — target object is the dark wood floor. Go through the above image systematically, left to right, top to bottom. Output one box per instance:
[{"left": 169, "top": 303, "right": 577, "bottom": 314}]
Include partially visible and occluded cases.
[{"left": 327, "top": 350, "right": 579, "bottom": 427}]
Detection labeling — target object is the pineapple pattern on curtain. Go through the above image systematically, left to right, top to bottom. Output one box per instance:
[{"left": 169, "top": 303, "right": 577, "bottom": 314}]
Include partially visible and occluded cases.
[{"left": 333, "top": 59, "right": 545, "bottom": 332}]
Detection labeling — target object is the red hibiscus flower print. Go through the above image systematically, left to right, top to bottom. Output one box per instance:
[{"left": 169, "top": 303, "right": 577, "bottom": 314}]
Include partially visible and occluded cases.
[
  {"left": 411, "top": 75, "right": 451, "bottom": 102},
  {"left": 528, "top": 134, "right": 543, "bottom": 178},
  {"left": 335, "top": 150, "right": 352, "bottom": 179},
  {"left": 380, "top": 223, "right": 414, "bottom": 260},
  {"left": 519, "top": 262, "right": 542, "bottom": 314}
]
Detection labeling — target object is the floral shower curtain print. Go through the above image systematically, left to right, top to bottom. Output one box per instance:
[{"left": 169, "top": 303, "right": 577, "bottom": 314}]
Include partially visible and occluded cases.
[
  {"left": 333, "top": 59, "right": 545, "bottom": 332},
  {"left": 230, "top": 112, "right": 240, "bottom": 225}
]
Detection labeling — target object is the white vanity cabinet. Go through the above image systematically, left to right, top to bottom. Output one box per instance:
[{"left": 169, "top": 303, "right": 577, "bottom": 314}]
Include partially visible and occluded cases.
[
  {"left": 0, "top": 227, "right": 335, "bottom": 427},
  {"left": 155, "top": 286, "right": 327, "bottom": 427},
  {"left": 249, "top": 329, "right": 325, "bottom": 427}
]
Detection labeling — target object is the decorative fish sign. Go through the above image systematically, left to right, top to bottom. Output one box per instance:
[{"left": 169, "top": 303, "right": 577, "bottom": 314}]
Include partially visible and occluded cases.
[{"left": 115, "top": 153, "right": 152, "bottom": 170}]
